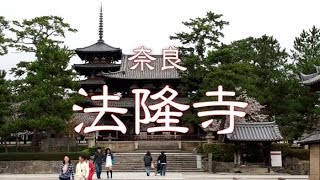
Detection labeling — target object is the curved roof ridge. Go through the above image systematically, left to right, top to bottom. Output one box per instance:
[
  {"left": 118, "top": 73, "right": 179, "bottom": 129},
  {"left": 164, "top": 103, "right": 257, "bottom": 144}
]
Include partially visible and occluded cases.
[
  {"left": 76, "top": 41, "right": 121, "bottom": 52},
  {"left": 235, "top": 121, "right": 276, "bottom": 125}
]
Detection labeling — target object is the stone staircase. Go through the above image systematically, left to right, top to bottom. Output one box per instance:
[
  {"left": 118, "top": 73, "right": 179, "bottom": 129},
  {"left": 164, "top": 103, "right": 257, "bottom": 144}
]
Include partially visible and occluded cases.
[{"left": 109, "top": 153, "right": 203, "bottom": 172}]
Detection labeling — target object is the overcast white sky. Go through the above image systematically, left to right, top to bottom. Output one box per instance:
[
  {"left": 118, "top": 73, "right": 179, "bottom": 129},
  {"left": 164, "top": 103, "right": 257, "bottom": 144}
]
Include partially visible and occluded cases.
[{"left": 1, "top": 0, "right": 320, "bottom": 79}]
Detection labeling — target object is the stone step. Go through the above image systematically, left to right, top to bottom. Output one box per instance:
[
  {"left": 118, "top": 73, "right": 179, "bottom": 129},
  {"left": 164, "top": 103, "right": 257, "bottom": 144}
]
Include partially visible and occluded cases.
[
  {"left": 134, "top": 150, "right": 182, "bottom": 153},
  {"left": 108, "top": 152, "right": 202, "bottom": 172},
  {"left": 102, "top": 169, "right": 204, "bottom": 172}
]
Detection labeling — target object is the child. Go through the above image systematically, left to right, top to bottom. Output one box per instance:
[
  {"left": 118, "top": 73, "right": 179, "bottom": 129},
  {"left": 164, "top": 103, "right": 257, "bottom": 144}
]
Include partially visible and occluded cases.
[
  {"left": 87, "top": 156, "right": 95, "bottom": 180},
  {"left": 155, "top": 160, "right": 161, "bottom": 176}
]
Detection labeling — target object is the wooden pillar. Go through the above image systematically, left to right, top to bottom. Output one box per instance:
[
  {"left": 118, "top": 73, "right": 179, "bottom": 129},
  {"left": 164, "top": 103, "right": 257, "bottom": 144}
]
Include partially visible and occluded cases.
[
  {"left": 263, "top": 142, "right": 271, "bottom": 173},
  {"left": 234, "top": 143, "right": 240, "bottom": 166},
  {"left": 310, "top": 144, "right": 320, "bottom": 180},
  {"left": 237, "top": 149, "right": 241, "bottom": 165},
  {"left": 234, "top": 150, "right": 237, "bottom": 165}
]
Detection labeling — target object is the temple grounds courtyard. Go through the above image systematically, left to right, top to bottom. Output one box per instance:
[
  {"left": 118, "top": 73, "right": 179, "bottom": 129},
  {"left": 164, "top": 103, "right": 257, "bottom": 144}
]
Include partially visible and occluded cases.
[{"left": 0, "top": 172, "right": 308, "bottom": 180}]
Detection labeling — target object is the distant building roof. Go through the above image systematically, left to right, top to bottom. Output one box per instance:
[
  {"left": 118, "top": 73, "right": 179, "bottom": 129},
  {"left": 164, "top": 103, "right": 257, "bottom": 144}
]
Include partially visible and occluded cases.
[
  {"left": 101, "top": 55, "right": 181, "bottom": 80},
  {"left": 300, "top": 65, "right": 320, "bottom": 85},
  {"left": 227, "top": 122, "right": 283, "bottom": 142},
  {"left": 298, "top": 130, "right": 320, "bottom": 145}
]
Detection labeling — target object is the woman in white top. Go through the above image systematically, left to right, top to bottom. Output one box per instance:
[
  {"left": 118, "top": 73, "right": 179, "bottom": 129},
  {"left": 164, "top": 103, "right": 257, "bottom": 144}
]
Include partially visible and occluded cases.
[
  {"left": 105, "top": 148, "right": 114, "bottom": 179},
  {"left": 75, "top": 155, "right": 89, "bottom": 180}
]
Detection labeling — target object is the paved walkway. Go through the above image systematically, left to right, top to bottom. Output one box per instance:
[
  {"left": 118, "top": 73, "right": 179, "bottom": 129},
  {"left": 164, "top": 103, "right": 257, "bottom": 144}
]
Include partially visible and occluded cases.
[{"left": 0, "top": 172, "right": 309, "bottom": 180}]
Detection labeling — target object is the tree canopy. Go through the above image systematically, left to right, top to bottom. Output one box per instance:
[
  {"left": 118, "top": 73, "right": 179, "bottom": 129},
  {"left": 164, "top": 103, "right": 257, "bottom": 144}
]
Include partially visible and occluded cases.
[
  {"left": 174, "top": 12, "right": 320, "bottom": 140},
  {"left": 0, "top": 16, "right": 10, "bottom": 55}
]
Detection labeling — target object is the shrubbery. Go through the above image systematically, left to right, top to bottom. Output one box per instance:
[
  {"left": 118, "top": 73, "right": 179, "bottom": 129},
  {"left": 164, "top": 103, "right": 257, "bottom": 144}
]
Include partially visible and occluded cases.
[
  {"left": 203, "top": 143, "right": 235, "bottom": 162},
  {"left": 271, "top": 143, "right": 309, "bottom": 160},
  {"left": 0, "top": 145, "right": 87, "bottom": 153},
  {"left": 0, "top": 152, "right": 90, "bottom": 161}
]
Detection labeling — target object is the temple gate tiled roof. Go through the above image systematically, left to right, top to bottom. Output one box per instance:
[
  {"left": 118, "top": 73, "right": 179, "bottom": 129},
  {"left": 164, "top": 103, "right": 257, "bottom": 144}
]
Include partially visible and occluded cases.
[
  {"left": 101, "top": 55, "right": 181, "bottom": 80},
  {"left": 300, "top": 65, "right": 320, "bottom": 85},
  {"left": 88, "top": 97, "right": 189, "bottom": 107},
  {"left": 73, "top": 113, "right": 98, "bottom": 126},
  {"left": 227, "top": 122, "right": 283, "bottom": 142},
  {"left": 298, "top": 130, "right": 320, "bottom": 145}
]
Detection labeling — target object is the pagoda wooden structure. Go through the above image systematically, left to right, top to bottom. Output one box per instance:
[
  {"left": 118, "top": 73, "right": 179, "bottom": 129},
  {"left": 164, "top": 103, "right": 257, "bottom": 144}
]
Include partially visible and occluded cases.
[{"left": 73, "top": 5, "right": 203, "bottom": 143}]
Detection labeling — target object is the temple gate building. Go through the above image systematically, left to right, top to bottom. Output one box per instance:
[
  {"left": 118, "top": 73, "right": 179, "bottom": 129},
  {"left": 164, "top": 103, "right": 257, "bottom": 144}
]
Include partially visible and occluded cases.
[{"left": 299, "top": 66, "right": 320, "bottom": 180}]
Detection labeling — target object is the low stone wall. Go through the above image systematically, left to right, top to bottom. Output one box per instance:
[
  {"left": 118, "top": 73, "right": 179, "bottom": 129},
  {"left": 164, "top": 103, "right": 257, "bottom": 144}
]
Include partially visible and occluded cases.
[
  {"left": 41, "top": 137, "right": 77, "bottom": 152},
  {"left": 97, "top": 141, "right": 135, "bottom": 152},
  {"left": 181, "top": 141, "right": 205, "bottom": 152},
  {"left": 202, "top": 158, "right": 309, "bottom": 175},
  {"left": 273, "top": 158, "right": 309, "bottom": 175},
  {"left": 0, "top": 161, "right": 64, "bottom": 174},
  {"left": 202, "top": 161, "right": 234, "bottom": 172}
]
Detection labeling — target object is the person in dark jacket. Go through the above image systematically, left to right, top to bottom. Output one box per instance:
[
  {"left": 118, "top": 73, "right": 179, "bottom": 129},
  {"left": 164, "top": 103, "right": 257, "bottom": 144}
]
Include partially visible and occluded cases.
[
  {"left": 93, "top": 147, "right": 104, "bottom": 179},
  {"left": 143, "top": 151, "right": 153, "bottom": 176},
  {"left": 158, "top": 151, "right": 167, "bottom": 176},
  {"left": 59, "top": 155, "right": 74, "bottom": 180}
]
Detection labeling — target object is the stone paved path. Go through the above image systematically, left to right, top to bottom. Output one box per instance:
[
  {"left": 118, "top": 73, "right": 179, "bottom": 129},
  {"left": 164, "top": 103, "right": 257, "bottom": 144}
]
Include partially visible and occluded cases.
[{"left": 0, "top": 172, "right": 309, "bottom": 180}]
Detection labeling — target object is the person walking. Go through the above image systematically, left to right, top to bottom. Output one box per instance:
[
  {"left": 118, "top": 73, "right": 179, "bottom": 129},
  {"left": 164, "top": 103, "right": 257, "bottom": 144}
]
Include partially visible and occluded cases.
[
  {"left": 93, "top": 147, "right": 104, "bottom": 179},
  {"left": 105, "top": 148, "right": 114, "bottom": 179},
  {"left": 143, "top": 151, "right": 153, "bottom": 176},
  {"left": 158, "top": 151, "right": 167, "bottom": 176},
  {"left": 75, "top": 154, "right": 89, "bottom": 180},
  {"left": 59, "top": 155, "right": 74, "bottom": 180},
  {"left": 87, "top": 156, "right": 95, "bottom": 180}
]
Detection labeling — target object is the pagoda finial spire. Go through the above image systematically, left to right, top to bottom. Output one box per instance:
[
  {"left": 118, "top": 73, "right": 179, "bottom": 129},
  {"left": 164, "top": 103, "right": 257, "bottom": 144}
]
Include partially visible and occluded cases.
[{"left": 98, "top": 2, "right": 104, "bottom": 42}]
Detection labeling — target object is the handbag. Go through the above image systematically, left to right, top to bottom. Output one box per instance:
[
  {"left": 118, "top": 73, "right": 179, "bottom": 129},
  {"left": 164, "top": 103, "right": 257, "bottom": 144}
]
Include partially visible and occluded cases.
[{"left": 151, "top": 162, "right": 155, "bottom": 169}]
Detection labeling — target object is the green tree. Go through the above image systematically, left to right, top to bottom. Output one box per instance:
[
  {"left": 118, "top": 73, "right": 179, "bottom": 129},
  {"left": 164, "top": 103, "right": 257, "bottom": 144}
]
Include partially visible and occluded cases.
[
  {"left": 170, "top": 11, "right": 229, "bottom": 58},
  {"left": 172, "top": 12, "right": 309, "bottom": 140},
  {"left": 0, "top": 16, "right": 10, "bottom": 55},
  {"left": 8, "top": 16, "right": 78, "bottom": 148},
  {"left": 10, "top": 16, "right": 77, "bottom": 53},
  {"left": 289, "top": 26, "right": 320, "bottom": 136},
  {"left": 292, "top": 26, "right": 320, "bottom": 74},
  {"left": 11, "top": 41, "right": 77, "bottom": 148},
  {"left": 0, "top": 70, "right": 14, "bottom": 152}
]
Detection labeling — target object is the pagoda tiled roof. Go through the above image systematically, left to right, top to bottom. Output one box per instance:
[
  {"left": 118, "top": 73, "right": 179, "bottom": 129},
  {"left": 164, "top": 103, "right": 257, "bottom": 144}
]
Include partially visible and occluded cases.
[
  {"left": 76, "top": 41, "right": 121, "bottom": 53},
  {"left": 101, "top": 55, "right": 181, "bottom": 80},
  {"left": 73, "top": 63, "right": 121, "bottom": 70},
  {"left": 74, "top": 64, "right": 121, "bottom": 69},
  {"left": 300, "top": 65, "right": 320, "bottom": 85},
  {"left": 79, "top": 79, "right": 105, "bottom": 85},
  {"left": 88, "top": 97, "right": 189, "bottom": 107},
  {"left": 226, "top": 122, "right": 283, "bottom": 142},
  {"left": 298, "top": 130, "right": 320, "bottom": 145}
]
